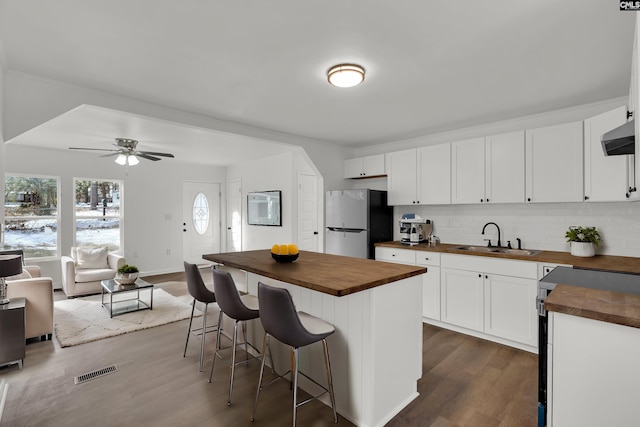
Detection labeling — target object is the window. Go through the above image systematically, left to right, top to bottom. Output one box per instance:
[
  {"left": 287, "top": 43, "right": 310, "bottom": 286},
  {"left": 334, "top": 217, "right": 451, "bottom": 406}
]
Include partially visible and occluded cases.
[
  {"left": 3, "top": 175, "right": 60, "bottom": 258},
  {"left": 74, "top": 179, "right": 122, "bottom": 251},
  {"left": 192, "top": 192, "right": 210, "bottom": 235}
]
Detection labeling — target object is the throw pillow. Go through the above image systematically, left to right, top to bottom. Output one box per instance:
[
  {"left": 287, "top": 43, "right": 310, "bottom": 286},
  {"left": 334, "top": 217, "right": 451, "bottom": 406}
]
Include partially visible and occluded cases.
[
  {"left": 76, "top": 246, "right": 109, "bottom": 270},
  {"left": 5, "top": 269, "right": 32, "bottom": 281}
]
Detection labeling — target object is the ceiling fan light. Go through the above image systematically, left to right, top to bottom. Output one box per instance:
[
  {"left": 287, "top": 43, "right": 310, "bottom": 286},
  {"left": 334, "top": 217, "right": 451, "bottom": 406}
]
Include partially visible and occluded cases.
[
  {"left": 327, "top": 64, "right": 365, "bottom": 88},
  {"left": 115, "top": 154, "right": 127, "bottom": 165},
  {"left": 127, "top": 155, "right": 139, "bottom": 166}
]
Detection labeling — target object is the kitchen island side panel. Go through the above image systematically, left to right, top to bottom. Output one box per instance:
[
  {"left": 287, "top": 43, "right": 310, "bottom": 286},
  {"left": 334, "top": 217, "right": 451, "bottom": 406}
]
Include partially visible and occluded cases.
[{"left": 247, "top": 272, "right": 422, "bottom": 427}]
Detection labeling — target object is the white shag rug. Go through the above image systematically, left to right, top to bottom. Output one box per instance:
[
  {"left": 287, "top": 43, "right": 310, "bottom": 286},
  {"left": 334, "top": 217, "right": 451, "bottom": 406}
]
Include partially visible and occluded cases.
[{"left": 54, "top": 288, "right": 197, "bottom": 347}]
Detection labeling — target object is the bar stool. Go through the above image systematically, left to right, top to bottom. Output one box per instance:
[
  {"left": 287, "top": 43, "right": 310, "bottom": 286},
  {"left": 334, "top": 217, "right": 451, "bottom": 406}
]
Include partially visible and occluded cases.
[
  {"left": 183, "top": 261, "right": 219, "bottom": 372},
  {"left": 209, "top": 268, "right": 263, "bottom": 406},
  {"left": 252, "top": 282, "right": 338, "bottom": 426}
]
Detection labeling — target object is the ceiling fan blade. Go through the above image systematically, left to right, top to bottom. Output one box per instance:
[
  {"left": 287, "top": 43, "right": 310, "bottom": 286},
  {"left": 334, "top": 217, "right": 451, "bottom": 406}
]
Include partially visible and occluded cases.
[
  {"left": 69, "top": 147, "right": 119, "bottom": 152},
  {"left": 139, "top": 151, "right": 175, "bottom": 158},
  {"left": 99, "top": 152, "right": 120, "bottom": 158},
  {"left": 137, "top": 153, "right": 162, "bottom": 161}
]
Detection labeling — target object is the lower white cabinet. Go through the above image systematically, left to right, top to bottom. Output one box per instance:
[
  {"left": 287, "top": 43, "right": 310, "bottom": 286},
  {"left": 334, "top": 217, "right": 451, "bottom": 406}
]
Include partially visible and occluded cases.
[{"left": 441, "top": 268, "right": 484, "bottom": 331}]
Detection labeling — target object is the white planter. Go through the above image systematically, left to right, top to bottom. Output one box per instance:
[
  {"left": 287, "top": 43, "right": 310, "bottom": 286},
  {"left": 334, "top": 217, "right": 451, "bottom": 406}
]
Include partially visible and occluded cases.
[{"left": 570, "top": 242, "right": 596, "bottom": 257}]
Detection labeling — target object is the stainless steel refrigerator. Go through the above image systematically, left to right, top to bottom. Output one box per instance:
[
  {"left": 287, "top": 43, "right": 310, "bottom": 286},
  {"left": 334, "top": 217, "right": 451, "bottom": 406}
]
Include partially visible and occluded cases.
[{"left": 325, "top": 189, "right": 393, "bottom": 259}]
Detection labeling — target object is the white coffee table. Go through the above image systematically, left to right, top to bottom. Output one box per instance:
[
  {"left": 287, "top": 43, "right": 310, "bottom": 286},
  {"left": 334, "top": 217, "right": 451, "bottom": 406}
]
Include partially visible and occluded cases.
[{"left": 100, "top": 279, "right": 154, "bottom": 318}]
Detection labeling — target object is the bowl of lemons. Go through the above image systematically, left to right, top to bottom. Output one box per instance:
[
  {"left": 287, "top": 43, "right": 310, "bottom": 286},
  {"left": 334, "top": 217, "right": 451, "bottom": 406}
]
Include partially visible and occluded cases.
[{"left": 271, "top": 243, "right": 299, "bottom": 263}]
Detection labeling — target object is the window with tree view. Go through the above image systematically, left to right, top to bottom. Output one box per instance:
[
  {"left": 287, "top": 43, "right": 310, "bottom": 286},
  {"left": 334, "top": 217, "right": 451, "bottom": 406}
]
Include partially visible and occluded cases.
[
  {"left": 3, "top": 175, "right": 59, "bottom": 258},
  {"left": 74, "top": 179, "right": 122, "bottom": 251}
]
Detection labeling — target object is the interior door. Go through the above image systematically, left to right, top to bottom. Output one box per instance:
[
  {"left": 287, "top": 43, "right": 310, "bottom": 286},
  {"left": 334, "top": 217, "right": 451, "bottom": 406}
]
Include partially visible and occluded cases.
[
  {"left": 297, "top": 172, "right": 319, "bottom": 252},
  {"left": 226, "top": 179, "right": 242, "bottom": 252},
  {"left": 182, "top": 181, "right": 221, "bottom": 264}
]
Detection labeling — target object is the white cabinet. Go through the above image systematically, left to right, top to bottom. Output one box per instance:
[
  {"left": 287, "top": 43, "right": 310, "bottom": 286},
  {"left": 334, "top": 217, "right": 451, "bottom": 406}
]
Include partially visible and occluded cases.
[
  {"left": 584, "top": 106, "right": 633, "bottom": 202},
  {"left": 525, "top": 121, "right": 584, "bottom": 203},
  {"left": 451, "top": 132, "right": 524, "bottom": 204},
  {"left": 451, "top": 137, "right": 485, "bottom": 204},
  {"left": 387, "top": 144, "right": 451, "bottom": 205},
  {"left": 418, "top": 144, "right": 451, "bottom": 204},
  {"left": 386, "top": 149, "right": 419, "bottom": 205},
  {"left": 344, "top": 154, "right": 385, "bottom": 179},
  {"left": 416, "top": 252, "right": 441, "bottom": 320},
  {"left": 441, "top": 268, "right": 484, "bottom": 331}
]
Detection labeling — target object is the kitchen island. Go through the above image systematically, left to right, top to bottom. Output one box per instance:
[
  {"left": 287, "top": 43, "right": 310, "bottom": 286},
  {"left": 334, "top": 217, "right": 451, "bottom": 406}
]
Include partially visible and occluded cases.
[{"left": 202, "top": 250, "right": 426, "bottom": 427}]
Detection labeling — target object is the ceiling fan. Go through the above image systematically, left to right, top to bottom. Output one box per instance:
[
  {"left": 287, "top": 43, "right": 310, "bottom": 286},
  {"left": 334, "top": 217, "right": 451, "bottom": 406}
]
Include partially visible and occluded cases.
[{"left": 69, "top": 138, "right": 175, "bottom": 166}]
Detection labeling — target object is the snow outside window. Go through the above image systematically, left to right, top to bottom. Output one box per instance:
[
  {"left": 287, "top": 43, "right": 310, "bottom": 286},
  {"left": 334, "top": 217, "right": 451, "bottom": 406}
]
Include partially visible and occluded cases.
[{"left": 74, "top": 179, "right": 123, "bottom": 251}]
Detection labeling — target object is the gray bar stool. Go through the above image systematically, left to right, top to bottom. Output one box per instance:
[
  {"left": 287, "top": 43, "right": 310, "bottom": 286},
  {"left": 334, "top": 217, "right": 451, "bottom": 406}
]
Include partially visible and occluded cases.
[
  {"left": 183, "top": 261, "right": 219, "bottom": 372},
  {"left": 209, "top": 268, "right": 263, "bottom": 406},
  {"left": 252, "top": 282, "right": 338, "bottom": 426}
]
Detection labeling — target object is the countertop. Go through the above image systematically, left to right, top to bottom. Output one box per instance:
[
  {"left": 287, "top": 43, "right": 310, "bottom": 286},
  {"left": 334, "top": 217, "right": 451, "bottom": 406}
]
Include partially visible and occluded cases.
[
  {"left": 375, "top": 241, "right": 640, "bottom": 274},
  {"left": 376, "top": 241, "right": 640, "bottom": 329},
  {"left": 202, "top": 249, "right": 425, "bottom": 297}
]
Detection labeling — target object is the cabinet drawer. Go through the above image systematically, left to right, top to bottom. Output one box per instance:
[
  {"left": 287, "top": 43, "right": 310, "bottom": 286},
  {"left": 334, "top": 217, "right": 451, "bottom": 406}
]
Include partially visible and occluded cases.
[
  {"left": 375, "top": 247, "right": 416, "bottom": 264},
  {"left": 415, "top": 251, "right": 441, "bottom": 267},
  {"left": 441, "top": 253, "right": 537, "bottom": 279}
]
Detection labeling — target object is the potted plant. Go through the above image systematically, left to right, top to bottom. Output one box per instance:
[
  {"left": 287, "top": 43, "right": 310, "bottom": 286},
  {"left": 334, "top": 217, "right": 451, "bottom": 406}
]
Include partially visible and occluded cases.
[
  {"left": 565, "top": 226, "right": 600, "bottom": 257},
  {"left": 115, "top": 264, "right": 140, "bottom": 285}
]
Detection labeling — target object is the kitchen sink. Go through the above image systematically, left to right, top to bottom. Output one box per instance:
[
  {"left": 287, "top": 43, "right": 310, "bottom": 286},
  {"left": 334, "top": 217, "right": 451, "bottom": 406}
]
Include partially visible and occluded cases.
[{"left": 451, "top": 245, "right": 542, "bottom": 257}]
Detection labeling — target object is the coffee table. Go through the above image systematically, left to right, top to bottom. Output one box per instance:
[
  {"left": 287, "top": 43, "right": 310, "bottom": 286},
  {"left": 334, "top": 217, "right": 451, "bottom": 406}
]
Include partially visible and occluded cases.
[{"left": 101, "top": 278, "right": 154, "bottom": 318}]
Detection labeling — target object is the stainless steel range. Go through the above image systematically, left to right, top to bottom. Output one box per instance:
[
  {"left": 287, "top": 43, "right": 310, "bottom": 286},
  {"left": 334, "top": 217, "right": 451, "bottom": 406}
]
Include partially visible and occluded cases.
[{"left": 537, "top": 266, "right": 640, "bottom": 427}]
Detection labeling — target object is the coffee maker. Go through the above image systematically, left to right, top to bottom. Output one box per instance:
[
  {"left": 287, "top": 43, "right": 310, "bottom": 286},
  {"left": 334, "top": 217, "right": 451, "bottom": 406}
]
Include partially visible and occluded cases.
[{"left": 399, "top": 214, "right": 432, "bottom": 245}]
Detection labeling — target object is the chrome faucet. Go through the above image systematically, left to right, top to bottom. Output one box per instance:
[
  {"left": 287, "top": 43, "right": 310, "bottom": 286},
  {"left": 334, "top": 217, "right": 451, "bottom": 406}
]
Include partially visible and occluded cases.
[{"left": 481, "top": 222, "right": 501, "bottom": 247}]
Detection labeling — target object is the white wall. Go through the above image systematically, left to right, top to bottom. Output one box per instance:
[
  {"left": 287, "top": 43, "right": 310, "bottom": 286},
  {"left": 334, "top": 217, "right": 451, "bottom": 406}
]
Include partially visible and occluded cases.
[{"left": 4, "top": 144, "right": 226, "bottom": 285}]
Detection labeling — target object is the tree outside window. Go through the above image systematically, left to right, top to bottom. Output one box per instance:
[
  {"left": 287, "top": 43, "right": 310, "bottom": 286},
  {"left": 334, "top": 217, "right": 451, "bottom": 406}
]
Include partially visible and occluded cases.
[
  {"left": 3, "top": 175, "right": 59, "bottom": 258},
  {"left": 74, "top": 179, "right": 122, "bottom": 251}
]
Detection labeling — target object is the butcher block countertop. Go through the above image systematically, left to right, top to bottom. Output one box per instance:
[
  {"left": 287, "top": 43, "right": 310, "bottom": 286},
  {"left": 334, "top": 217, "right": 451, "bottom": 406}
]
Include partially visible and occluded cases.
[
  {"left": 375, "top": 241, "right": 640, "bottom": 274},
  {"left": 202, "top": 250, "right": 425, "bottom": 297},
  {"left": 545, "top": 284, "right": 640, "bottom": 329}
]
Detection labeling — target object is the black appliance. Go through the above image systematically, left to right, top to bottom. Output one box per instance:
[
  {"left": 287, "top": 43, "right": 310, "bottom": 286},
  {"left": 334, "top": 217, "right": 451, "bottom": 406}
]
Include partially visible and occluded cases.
[{"left": 537, "top": 266, "right": 640, "bottom": 427}]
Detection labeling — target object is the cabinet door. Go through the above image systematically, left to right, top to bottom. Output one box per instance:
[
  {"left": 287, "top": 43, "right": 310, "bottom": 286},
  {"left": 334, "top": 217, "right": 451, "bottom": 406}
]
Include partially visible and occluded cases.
[
  {"left": 584, "top": 106, "right": 631, "bottom": 202},
  {"left": 525, "top": 122, "right": 584, "bottom": 203},
  {"left": 485, "top": 131, "right": 525, "bottom": 203},
  {"left": 451, "top": 137, "right": 485, "bottom": 204},
  {"left": 418, "top": 143, "right": 451, "bottom": 204},
  {"left": 387, "top": 149, "right": 418, "bottom": 205},
  {"left": 363, "top": 154, "right": 385, "bottom": 177},
  {"left": 344, "top": 157, "right": 364, "bottom": 178},
  {"left": 422, "top": 266, "right": 441, "bottom": 320},
  {"left": 441, "top": 268, "right": 484, "bottom": 331},
  {"left": 484, "top": 274, "right": 537, "bottom": 346}
]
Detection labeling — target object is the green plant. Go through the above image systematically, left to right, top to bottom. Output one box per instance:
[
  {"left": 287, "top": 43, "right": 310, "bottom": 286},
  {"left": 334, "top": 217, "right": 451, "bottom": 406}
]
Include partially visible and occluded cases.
[
  {"left": 565, "top": 226, "right": 600, "bottom": 247},
  {"left": 118, "top": 264, "right": 139, "bottom": 274}
]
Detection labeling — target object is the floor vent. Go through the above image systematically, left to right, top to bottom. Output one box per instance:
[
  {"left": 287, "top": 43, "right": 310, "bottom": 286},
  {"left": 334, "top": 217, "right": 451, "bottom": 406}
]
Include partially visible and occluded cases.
[{"left": 74, "top": 364, "right": 119, "bottom": 385}]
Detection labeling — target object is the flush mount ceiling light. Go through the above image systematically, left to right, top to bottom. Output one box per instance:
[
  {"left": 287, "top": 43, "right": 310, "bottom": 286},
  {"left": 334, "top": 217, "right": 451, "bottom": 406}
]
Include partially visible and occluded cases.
[{"left": 327, "top": 64, "right": 365, "bottom": 88}]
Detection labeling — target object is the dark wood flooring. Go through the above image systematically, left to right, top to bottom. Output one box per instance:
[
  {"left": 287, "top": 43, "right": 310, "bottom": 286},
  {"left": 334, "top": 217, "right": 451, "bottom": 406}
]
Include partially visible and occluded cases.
[{"left": 2, "top": 272, "right": 537, "bottom": 426}]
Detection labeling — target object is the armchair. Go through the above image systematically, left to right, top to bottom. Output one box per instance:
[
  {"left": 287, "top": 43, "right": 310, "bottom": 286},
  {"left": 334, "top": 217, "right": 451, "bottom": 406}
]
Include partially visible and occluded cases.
[
  {"left": 60, "top": 246, "right": 126, "bottom": 297},
  {"left": 0, "top": 250, "right": 54, "bottom": 341}
]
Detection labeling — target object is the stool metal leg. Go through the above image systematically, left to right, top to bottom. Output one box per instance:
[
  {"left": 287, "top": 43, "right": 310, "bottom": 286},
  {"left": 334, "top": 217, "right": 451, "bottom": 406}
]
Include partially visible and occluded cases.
[
  {"left": 183, "top": 298, "right": 196, "bottom": 357},
  {"left": 198, "top": 303, "right": 209, "bottom": 372},
  {"left": 208, "top": 310, "right": 224, "bottom": 383},
  {"left": 228, "top": 320, "right": 239, "bottom": 406},
  {"left": 251, "top": 334, "right": 269, "bottom": 422},
  {"left": 322, "top": 339, "right": 338, "bottom": 423},
  {"left": 292, "top": 347, "right": 300, "bottom": 427}
]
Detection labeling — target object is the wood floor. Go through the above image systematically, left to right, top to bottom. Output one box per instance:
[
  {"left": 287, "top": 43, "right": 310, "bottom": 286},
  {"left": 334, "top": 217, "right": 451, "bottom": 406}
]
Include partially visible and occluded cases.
[{"left": 1, "top": 273, "right": 538, "bottom": 426}]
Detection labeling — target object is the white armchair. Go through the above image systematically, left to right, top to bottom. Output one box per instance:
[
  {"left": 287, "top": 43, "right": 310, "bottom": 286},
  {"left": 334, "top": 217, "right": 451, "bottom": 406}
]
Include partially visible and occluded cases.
[{"left": 60, "top": 246, "right": 126, "bottom": 297}]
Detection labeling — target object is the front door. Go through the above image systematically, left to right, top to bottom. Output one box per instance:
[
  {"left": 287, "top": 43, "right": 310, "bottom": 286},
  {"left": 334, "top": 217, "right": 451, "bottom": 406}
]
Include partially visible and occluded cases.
[{"left": 182, "top": 181, "right": 220, "bottom": 264}]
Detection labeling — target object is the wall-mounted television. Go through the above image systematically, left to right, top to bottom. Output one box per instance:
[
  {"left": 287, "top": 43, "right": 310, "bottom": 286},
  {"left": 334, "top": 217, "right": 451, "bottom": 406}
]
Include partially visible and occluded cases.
[{"left": 247, "top": 190, "right": 282, "bottom": 226}]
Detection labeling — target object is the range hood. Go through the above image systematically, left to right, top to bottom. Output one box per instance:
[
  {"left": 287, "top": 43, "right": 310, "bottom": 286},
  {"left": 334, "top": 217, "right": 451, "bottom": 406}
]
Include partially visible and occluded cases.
[{"left": 601, "top": 119, "right": 635, "bottom": 156}]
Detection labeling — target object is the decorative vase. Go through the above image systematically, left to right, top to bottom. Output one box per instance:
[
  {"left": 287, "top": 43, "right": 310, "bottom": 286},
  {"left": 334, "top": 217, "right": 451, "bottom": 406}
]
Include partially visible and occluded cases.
[
  {"left": 570, "top": 242, "right": 596, "bottom": 257},
  {"left": 115, "top": 272, "right": 138, "bottom": 285}
]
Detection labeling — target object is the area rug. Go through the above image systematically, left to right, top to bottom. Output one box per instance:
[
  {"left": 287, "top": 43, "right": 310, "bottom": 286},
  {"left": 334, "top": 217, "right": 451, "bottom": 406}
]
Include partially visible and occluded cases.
[{"left": 54, "top": 288, "right": 197, "bottom": 347}]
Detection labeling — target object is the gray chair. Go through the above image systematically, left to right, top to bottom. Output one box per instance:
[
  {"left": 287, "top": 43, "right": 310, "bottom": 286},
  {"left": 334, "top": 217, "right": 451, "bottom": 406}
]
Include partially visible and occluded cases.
[
  {"left": 183, "top": 261, "right": 219, "bottom": 372},
  {"left": 209, "top": 268, "right": 262, "bottom": 406},
  {"left": 252, "top": 282, "right": 338, "bottom": 426}
]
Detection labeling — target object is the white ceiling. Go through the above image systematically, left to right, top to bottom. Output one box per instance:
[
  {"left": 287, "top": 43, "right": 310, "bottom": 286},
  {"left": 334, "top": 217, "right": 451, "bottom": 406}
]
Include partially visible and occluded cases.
[{"left": 0, "top": 1, "right": 636, "bottom": 162}]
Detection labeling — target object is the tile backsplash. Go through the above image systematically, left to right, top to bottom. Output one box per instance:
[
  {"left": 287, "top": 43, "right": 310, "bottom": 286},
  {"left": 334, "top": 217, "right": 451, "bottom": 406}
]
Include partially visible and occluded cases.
[{"left": 395, "top": 202, "right": 640, "bottom": 257}]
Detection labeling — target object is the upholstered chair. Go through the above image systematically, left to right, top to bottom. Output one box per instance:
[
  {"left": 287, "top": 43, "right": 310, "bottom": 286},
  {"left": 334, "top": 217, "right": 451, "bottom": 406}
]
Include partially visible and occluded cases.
[{"left": 60, "top": 246, "right": 126, "bottom": 297}]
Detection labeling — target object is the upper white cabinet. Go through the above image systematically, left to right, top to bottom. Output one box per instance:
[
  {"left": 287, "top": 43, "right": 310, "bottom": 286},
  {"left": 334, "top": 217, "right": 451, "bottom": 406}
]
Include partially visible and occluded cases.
[
  {"left": 584, "top": 106, "right": 633, "bottom": 202},
  {"left": 525, "top": 121, "right": 584, "bottom": 203},
  {"left": 451, "top": 132, "right": 524, "bottom": 204},
  {"left": 418, "top": 143, "right": 451, "bottom": 204},
  {"left": 387, "top": 144, "right": 451, "bottom": 205},
  {"left": 387, "top": 149, "right": 419, "bottom": 205},
  {"left": 344, "top": 154, "right": 385, "bottom": 179}
]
